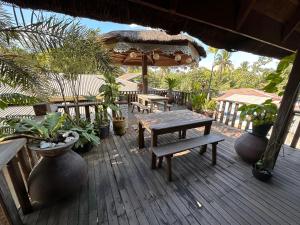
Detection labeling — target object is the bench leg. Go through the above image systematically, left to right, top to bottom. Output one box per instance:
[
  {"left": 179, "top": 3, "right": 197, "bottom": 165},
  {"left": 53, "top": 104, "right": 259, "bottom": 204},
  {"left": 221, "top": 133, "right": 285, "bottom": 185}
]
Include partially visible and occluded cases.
[
  {"left": 131, "top": 105, "right": 135, "bottom": 113},
  {"left": 138, "top": 122, "right": 145, "bottom": 149},
  {"left": 200, "top": 124, "right": 211, "bottom": 154},
  {"left": 178, "top": 130, "right": 182, "bottom": 138},
  {"left": 212, "top": 143, "right": 217, "bottom": 165},
  {"left": 151, "top": 153, "right": 157, "bottom": 169},
  {"left": 166, "top": 156, "right": 172, "bottom": 181},
  {"left": 158, "top": 157, "right": 163, "bottom": 168}
]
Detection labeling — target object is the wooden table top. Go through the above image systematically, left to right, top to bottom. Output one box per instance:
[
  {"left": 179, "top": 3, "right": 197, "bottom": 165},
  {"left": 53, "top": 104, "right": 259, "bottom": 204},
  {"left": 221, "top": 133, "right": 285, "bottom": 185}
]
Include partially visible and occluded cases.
[
  {"left": 138, "top": 94, "right": 168, "bottom": 101},
  {"left": 136, "top": 110, "right": 213, "bottom": 131}
]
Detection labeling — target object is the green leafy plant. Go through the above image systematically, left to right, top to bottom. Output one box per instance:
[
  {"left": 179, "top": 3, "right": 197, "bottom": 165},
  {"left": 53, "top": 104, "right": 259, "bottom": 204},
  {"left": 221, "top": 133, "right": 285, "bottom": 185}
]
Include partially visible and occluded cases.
[
  {"left": 164, "top": 77, "right": 178, "bottom": 92},
  {"left": 191, "top": 93, "right": 206, "bottom": 113},
  {"left": 203, "top": 98, "right": 217, "bottom": 112},
  {"left": 238, "top": 99, "right": 278, "bottom": 126},
  {"left": 1, "top": 113, "right": 67, "bottom": 142},
  {"left": 63, "top": 117, "right": 100, "bottom": 149}
]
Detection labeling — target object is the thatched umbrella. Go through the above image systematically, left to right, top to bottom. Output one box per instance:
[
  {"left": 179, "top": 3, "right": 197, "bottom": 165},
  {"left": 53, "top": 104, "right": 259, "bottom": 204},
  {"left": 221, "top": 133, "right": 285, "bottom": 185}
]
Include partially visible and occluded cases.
[{"left": 102, "top": 30, "right": 206, "bottom": 93}]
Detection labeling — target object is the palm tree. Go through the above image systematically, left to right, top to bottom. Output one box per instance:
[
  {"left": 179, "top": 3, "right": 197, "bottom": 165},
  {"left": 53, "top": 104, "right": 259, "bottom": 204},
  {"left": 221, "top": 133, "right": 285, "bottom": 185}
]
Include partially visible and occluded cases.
[
  {"left": 0, "top": 3, "right": 76, "bottom": 109},
  {"left": 207, "top": 47, "right": 219, "bottom": 99},
  {"left": 215, "top": 50, "right": 233, "bottom": 74}
]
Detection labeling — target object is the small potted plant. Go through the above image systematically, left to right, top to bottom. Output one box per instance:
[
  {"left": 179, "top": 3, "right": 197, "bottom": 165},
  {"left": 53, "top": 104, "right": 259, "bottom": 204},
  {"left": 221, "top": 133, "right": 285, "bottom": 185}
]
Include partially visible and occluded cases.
[
  {"left": 165, "top": 77, "right": 178, "bottom": 104},
  {"left": 191, "top": 93, "right": 206, "bottom": 113},
  {"left": 203, "top": 98, "right": 217, "bottom": 118},
  {"left": 95, "top": 103, "right": 110, "bottom": 139},
  {"left": 112, "top": 105, "right": 126, "bottom": 136},
  {"left": 252, "top": 159, "right": 272, "bottom": 181}
]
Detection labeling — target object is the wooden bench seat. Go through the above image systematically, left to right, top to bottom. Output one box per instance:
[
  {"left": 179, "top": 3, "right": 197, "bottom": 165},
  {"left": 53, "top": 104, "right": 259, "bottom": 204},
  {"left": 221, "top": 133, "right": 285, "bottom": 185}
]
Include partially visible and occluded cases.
[
  {"left": 155, "top": 101, "right": 172, "bottom": 111},
  {"left": 131, "top": 102, "right": 149, "bottom": 113},
  {"left": 152, "top": 134, "right": 224, "bottom": 181}
]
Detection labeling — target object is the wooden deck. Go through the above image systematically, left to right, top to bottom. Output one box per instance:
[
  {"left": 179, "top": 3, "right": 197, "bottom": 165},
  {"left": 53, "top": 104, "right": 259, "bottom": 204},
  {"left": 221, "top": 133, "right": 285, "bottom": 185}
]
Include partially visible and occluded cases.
[{"left": 21, "top": 107, "right": 300, "bottom": 225}]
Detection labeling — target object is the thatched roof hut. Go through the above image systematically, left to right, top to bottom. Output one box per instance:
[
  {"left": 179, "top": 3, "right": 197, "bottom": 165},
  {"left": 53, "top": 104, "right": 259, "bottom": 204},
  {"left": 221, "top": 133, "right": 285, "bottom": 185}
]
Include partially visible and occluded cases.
[{"left": 102, "top": 30, "right": 206, "bottom": 67}]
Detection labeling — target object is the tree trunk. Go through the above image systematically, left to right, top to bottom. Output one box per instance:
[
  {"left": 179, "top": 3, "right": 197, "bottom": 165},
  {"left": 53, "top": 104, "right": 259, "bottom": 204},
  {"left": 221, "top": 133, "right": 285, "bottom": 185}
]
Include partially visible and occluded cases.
[
  {"left": 262, "top": 50, "right": 300, "bottom": 170},
  {"left": 142, "top": 54, "right": 148, "bottom": 94}
]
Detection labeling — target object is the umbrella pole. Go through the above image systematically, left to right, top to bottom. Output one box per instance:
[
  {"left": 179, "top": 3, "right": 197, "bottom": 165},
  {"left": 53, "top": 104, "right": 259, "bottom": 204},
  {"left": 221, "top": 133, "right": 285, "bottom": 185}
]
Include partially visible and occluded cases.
[{"left": 142, "top": 54, "right": 148, "bottom": 94}]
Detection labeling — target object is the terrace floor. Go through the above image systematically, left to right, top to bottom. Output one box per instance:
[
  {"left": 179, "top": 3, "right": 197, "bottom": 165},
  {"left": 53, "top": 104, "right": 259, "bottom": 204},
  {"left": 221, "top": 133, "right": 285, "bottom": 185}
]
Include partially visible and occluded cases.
[{"left": 21, "top": 106, "right": 300, "bottom": 225}]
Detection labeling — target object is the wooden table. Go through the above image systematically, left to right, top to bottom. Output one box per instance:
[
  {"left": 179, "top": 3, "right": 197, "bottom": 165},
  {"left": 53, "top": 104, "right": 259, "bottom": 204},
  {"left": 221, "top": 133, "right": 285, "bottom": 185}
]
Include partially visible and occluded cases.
[
  {"left": 137, "top": 94, "right": 169, "bottom": 112},
  {"left": 136, "top": 110, "right": 214, "bottom": 163}
]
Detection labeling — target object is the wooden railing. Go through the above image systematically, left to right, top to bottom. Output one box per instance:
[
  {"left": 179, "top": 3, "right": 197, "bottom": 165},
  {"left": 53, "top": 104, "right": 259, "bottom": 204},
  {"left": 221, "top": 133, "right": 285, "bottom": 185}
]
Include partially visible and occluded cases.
[
  {"left": 215, "top": 100, "right": 300, "bottom": 149},
  {"left": 0, "top": 138, "right": 40, "bottom": 225}
]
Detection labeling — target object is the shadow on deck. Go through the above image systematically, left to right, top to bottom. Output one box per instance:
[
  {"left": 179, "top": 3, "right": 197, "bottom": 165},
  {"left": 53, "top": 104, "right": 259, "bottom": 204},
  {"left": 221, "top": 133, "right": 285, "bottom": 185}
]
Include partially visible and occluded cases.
[{"left": 22, "top": 106, "right": 300, "bottom": 225}]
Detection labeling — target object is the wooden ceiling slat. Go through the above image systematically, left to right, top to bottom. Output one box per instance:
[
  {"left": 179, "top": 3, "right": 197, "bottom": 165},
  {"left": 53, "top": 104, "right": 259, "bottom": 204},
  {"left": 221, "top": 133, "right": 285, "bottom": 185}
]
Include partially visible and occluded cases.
[{"left": 236, "top": 0, "right": 256, "bottom": 30}]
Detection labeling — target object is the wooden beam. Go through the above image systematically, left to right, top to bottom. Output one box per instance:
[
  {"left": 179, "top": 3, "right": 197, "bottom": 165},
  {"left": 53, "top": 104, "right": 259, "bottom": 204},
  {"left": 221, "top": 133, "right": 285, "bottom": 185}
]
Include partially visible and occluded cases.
[
  {"left": 169, "top": 0, "right": 178, "bottom": 14},
  {"left": 236, "top": 0, "right": 256, "bottom": 30},
  {"left": 282, "top": 6, "right": 300, "bottom": 42},
  {"left": 262, "top": 50, "right": 300, "bottom": 170},
  {"left": 142, "top": 54, "right": 148, "bottom": 94}
]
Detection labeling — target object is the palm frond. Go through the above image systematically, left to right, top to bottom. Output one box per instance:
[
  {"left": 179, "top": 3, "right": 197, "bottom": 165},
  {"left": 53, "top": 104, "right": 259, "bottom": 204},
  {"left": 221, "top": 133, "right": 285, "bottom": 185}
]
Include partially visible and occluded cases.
[{"left": 0, "top": 93, "right": 39, "bottom": 109}]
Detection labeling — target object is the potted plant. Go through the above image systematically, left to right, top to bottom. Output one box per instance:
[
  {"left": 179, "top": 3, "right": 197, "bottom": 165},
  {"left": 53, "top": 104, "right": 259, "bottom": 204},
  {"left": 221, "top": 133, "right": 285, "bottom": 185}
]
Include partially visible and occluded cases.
[
  {"left": 165, "top": 77, "right": 178, "bottom": 104},
  {"left": 203, "top": 98, "right": 217, "bottom": 118},
  {"left": 234, "top": 99, "right": 278, "bottom": 164},
  {"left": 95, "top": 103, "right": 110, "bottom": 139},
  {"left": 112, "top": 105, "right": 126, "bottom": 136},
  {"left": 2, "top": 113, "right": 88, "bottom": 205},
  {"left": 252, "top": 159, "right": 272, "bottom": 181}
]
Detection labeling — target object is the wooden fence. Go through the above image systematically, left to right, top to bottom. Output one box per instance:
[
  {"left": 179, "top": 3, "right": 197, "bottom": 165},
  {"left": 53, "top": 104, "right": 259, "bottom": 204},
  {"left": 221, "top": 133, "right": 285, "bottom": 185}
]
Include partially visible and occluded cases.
[{"left": 215, "top": 100, "right": 300, "bottom": 149}]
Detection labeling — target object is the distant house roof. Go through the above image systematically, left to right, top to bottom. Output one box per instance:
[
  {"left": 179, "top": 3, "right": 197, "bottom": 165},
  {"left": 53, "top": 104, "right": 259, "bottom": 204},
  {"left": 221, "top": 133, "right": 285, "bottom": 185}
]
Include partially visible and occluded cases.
[{"left": 216, "top": 88, "right": 281, "bottom": 105}]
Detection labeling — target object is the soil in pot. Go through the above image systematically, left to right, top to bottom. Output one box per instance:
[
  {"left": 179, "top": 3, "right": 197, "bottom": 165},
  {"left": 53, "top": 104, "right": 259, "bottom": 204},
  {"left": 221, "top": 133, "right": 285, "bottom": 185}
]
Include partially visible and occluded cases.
[{"left": 113, "top": 117, "right": 126, "bottom": 136}]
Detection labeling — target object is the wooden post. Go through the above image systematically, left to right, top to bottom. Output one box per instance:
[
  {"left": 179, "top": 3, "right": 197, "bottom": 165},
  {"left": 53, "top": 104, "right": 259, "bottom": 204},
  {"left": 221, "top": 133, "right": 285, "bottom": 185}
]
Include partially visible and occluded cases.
[
  {"left": 262, "top": 50, "right": 300, "bottom": 170},
  {"left": 142, "top": 54, "right": 148, "bottom": 94}
]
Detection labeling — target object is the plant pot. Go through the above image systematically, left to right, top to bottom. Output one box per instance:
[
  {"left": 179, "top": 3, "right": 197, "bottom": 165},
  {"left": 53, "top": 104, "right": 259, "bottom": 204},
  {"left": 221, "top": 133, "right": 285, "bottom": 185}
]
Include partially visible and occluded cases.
[
  {"left": 166, "top": 93, "right": 174, "bottom": 104},
  {"left": 186, "top": 102, "right": 193, "bottom": 111},
  {"left": 33, "top": 103, "right": 51, "bottom": 116},
  {"left": 203, "top": 110, "right": 214, "bottom": 118},
  {"left": 113, "top": 117, "right": 126, "bottom": 136},
  {"left": 99, "top": 123, "right": 110, "bottom": 139},
  {"left": 252, "top": 123, "right": 273, "bottom": 137},
  {"left": 28, "top": 132, "right": 88, "bottom": 205},
  {"left": 234, "top": 132, "right": 268, "bottom": 164},
  {"left": 73, "top": 142, "right": 93, "bottom": 153},
  {"left": 252, "top": 166, "right": 272, "bottom": 182}
]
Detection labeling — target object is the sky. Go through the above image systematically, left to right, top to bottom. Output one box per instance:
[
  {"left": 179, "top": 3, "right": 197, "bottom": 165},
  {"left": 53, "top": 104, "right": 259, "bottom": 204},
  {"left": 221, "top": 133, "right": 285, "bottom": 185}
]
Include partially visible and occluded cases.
[{"left": 4, "top": 4, "right": 279, "bottom": 70}]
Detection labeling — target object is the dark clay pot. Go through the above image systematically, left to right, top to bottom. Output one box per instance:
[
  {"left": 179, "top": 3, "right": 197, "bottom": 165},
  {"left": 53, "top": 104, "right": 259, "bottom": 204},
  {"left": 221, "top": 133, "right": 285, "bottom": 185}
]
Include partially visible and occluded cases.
[
  {"left": 166, "top": 93, "right": 174, "bottom": 104},
  {"left": 186, "top": 102, "right": 193, "bottom": 111},
  {"left": 33, "top": 103, "right": 51, "bottom": 116},
  {"left": 203, "top": 111, "right": 214, "bottom": 118},
  {"left": 113, "top": 117, "right": 126, "bottom": 136},
  {"left": 252, "top": 123, "right": 272, "bottom": 137},
  {"left": 99, "top": 124, "right": 110, "bottom": 139},
  {"left": 28, "top": 132, "right": 88, "bottom": 206},
  {"left": 234, "top": 132, "right": 268, "bottom": 164},
  {"left": 73, "top": 142, "right": 93, "bottom": 153}
]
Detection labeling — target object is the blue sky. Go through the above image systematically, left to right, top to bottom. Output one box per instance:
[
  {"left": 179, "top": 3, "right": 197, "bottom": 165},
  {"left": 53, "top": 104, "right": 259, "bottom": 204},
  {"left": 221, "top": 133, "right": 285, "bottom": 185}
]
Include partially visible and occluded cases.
[{"left": 5, "top": 5, "right": 278, "bottom": 70}]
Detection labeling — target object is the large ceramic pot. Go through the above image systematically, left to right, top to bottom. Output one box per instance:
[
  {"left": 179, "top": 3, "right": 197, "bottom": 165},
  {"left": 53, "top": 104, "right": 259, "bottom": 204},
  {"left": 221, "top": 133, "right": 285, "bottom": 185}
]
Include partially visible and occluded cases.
[
  {"left": 166, "top": 92, "right": 174, "bottom": 104},
  {"left": 33, "top": 103, "right": 51, "bottom": 116},
  {"left": 113, "top": 117, "right": 126, "bottom": 136},
  {"left": 98, "top": 123, "right": 110, "bottom": 139},
  {"left": 28, "top": 132, "right": 88, "bottom": 206},
  {"left": 234, "top": 132, "right": 268, "bottom": 164}
]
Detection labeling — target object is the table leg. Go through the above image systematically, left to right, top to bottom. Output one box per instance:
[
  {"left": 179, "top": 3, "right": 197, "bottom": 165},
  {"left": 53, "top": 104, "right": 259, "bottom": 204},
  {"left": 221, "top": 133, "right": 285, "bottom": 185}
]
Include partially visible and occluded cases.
[
  {"left": 164, "top": 100, "right": 167, "bottom": 111},
  {"left": 150, "top": 101, "right": 154, "bottom": 113},
  {"left": 138, "top": 122, "right": 145, "bottom": 149},
  {"left": 200, "top": 123, "right": 212, "bottom": 154},
  {"left": 151, "top": 132, "right": 158, "bottom": 169}
]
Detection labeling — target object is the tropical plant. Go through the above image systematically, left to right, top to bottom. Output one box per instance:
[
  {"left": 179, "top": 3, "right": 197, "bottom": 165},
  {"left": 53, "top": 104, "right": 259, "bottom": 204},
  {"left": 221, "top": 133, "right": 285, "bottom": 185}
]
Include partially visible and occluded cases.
[
  {"left": 0, "top": 3, "right": 77, "bottom": 108},
  {"left": 215, "top": 50, "right": 233, "bottom": 74},
  {"left": 164, "top": 77, "right": 178, "bottom": 92},
  {"left": 191, "top": 93, "right": 206, "bottom": 113},
  {"left": 203, "top": 98, "right": 217, "bottom": 112},
  {"left": 238, "top": 99, "right": 278, "bottom": 126},
  {"left": 1, "top": 113, "right": 67, "bottom": 142},
  {"left": 63, "top": 117, "right": 100, "bottom": 149}
]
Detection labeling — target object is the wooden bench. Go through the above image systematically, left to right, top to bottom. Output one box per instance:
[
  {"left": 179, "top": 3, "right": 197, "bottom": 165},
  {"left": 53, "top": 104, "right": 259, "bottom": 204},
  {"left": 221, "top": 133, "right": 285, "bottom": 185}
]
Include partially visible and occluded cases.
[
  {"left": 155, "top": 101, "right": 172, "bottom": 111},
  {"left": 131, "top": 102, "right": 150, "bottom": 113},
  {"left": 152, "top": 134, "right": 224, "bottom": 181}
]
